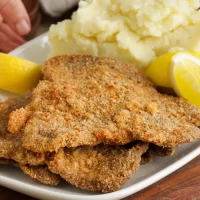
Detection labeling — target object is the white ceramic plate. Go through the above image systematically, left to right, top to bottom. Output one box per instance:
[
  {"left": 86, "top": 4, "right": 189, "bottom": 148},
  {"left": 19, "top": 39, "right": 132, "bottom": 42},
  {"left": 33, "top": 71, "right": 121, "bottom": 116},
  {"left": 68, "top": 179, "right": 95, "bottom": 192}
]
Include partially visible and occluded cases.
[{"left": 0, "top": 33, "right": 200, "bottom": 200}]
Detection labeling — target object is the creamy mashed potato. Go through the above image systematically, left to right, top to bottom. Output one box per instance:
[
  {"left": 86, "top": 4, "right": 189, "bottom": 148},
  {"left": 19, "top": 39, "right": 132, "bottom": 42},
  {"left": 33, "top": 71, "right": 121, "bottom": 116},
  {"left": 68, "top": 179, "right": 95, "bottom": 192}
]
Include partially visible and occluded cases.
[{"left": 49, "top": 0, "right": 200, "bottom": 69}]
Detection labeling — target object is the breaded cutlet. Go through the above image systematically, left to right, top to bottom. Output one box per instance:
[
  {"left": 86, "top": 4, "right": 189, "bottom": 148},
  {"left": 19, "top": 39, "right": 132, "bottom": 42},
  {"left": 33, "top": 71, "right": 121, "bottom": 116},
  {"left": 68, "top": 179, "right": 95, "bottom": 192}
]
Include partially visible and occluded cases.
[
  {"left": 8, "top": 55, "right": 200, "bottom": 153},
  {"left": 0, "top": 97, "right": 45, "bottom": 165},
  {"left": 48, "top": 142, "right": 148, "bottom": 193},
  {"left": 0, "top": 158, "right": 60, "bottom": 185},
  {"left": 20, "top": 165, "right": 60, "bottom": 185}
]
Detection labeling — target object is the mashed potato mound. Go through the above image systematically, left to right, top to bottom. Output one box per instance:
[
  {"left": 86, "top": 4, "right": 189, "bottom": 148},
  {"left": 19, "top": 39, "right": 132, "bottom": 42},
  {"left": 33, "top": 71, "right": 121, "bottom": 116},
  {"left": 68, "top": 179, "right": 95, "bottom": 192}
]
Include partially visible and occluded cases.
[{"left": 49, "top": 0, "right": 200, "bottom": 69}]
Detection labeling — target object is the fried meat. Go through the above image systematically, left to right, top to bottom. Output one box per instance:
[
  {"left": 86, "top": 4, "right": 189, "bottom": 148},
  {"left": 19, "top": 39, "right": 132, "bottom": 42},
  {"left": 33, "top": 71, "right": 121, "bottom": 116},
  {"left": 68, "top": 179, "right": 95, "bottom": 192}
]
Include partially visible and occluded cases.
[
  {"left": 9, "top": 55, "right": 200, "bottom": 153},
  {"left": 0, "top": 97, "right": 45, "bottom": 165},
  {"left": 48, "top": 142, "right": 148, "bottom": 193},
  {"left": 0, "top": 158, "right": 60, "bottom": 185}
]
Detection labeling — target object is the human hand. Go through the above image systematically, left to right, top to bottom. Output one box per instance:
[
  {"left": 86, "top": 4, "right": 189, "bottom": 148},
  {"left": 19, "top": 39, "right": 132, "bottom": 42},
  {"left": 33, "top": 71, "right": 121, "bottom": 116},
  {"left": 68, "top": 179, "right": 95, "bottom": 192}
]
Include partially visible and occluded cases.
[{"left": 0, "top": 0, "right": 31, "bottom": 53}]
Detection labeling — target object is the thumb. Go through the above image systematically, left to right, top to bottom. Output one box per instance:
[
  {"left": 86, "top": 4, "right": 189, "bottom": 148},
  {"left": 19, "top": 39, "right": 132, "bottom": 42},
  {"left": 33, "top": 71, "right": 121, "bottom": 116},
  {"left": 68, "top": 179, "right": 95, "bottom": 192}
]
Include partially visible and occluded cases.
[{"left": 0, "top": 0, "right": 31, "bottom": 35}]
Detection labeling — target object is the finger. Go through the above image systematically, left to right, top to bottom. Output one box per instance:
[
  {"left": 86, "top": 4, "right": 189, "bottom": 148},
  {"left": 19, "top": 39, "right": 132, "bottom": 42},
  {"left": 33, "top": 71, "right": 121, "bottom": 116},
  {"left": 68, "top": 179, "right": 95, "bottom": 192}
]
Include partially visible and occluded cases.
[
  {"left": 0, "top": 0, "right": 31, "bottom": 35},
  {"left": 0, "top": 14, "right": 3, "bottom": 23},
  {"left": 0, "top": 23, "right": 26, "bottom": 45},
  {"left": 0, "top": 31, "right": 22, "bottom": 53},
  {"left": 0, "top": 32, "right": 12, "bottom": 53},
  {"left": 0, "top": 40, "right": 21, "bottom": 53},
  {"left": 8, "top": 41, "right": 22, "bottom": 50}
]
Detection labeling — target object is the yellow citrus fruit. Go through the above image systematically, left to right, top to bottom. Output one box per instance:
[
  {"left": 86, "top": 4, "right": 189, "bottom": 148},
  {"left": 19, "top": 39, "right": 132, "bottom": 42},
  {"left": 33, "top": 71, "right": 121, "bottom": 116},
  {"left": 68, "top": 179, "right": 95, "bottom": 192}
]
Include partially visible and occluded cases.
[
  {"left": 146, "top": 51, "right": 200, "bottom": 88},
  {"left": 170, "top": 52, "right": 200, "bottom": 108},
  {"left": 0, "top": 53, "right": 42, "bottom": 94}
]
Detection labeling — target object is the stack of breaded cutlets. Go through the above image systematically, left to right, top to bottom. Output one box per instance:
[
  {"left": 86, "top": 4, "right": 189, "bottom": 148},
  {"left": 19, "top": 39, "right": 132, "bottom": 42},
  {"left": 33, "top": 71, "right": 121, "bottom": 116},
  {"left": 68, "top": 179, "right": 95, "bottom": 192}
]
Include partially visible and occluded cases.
[{"left": 0, "top": 55, "right": 200, "bottom": 193}]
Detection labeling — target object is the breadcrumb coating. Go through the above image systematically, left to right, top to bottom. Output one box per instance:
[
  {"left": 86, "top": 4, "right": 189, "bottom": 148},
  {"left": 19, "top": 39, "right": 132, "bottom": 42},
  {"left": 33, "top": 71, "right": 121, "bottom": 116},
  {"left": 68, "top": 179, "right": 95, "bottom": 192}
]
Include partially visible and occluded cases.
[
  {"left": 9, "top": 55, "right": 200, "bottom": 153},
  {"left": 0, "top": 97, "right": 45, "bottom": 165},
  {"left": 48, "top": 142, "right": 148, "bottom": 193},
  {"left": 0, "top": 158, "right": 60, "bottom": 185}
]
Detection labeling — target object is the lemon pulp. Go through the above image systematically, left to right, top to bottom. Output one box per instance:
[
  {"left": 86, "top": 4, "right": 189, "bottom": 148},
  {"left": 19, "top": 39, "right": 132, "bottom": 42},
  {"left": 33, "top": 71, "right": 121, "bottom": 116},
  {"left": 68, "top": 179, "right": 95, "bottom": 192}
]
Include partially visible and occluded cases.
[
  {"left": 146, "top": 51, "right": 200, "bottom": 88},
  {"left": 0, "top": 53, "right": 42, "bottom": 94},
  {"left": 170, "top": 53, "right": 200, "bottom": 108}
]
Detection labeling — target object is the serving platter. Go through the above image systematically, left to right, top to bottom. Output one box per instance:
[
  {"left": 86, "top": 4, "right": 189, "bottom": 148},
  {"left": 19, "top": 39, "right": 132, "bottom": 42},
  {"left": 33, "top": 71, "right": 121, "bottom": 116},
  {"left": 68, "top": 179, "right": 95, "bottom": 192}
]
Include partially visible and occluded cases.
[{"left": 0, "top": 33, "right": 199, "bottom": 200}]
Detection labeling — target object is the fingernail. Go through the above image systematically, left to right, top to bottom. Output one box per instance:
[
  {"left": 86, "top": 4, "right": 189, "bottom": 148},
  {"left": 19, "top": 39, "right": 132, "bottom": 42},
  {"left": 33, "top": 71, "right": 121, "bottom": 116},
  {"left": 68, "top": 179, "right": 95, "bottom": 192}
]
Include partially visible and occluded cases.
[{"left": 16, "top": 19, "right": 31, "bottom": 35}]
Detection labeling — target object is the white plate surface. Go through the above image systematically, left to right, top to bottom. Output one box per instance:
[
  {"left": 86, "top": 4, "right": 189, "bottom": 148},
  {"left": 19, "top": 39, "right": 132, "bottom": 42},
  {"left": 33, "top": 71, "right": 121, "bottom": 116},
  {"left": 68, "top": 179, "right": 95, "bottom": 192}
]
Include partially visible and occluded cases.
[{"left": 0, "top": 33, "right": 200, "bottom": 200}]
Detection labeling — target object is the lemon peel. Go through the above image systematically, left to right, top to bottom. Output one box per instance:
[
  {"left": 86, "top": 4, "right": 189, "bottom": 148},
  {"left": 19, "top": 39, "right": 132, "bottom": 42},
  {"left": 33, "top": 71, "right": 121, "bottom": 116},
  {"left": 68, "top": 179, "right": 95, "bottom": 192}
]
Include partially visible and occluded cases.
[
  {"left": 146, "top": 51, "right": 200, "bottom": 88},
  {"left": 0, "top": 53, "right": 42, "bottom": 94}
]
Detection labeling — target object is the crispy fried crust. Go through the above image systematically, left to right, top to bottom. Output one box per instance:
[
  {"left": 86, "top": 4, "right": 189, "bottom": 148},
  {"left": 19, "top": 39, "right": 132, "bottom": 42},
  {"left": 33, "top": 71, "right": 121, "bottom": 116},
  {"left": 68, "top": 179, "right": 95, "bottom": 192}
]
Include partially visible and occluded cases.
[
  {"left": 9, "top": 55, "right": 200, "bottom": 152},
  {"left": 0, "top": 97, "right": 45, "bottom": 165},
  {"left": 8, "top": 108, "right": 31, "bottom": 134},
  {"left": 48, "top": 142, "right": 148, "bottom": 193},
  {"left": 0, "top": 158, "right": 60, "bottom": 185},
  {"left": 20, "top": 165, "right": 60, "bottom": 185}
]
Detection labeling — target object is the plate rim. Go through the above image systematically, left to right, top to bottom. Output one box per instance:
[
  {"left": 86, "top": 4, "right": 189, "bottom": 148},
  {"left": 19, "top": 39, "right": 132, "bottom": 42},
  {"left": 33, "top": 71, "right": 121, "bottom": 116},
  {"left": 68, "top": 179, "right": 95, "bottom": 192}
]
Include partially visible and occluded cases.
[
  {"left": 9, "top": 32, "right": 48, "bottom": 57},
  {"left": 0, "top": 145, "right": 199, "bottom": 200}
]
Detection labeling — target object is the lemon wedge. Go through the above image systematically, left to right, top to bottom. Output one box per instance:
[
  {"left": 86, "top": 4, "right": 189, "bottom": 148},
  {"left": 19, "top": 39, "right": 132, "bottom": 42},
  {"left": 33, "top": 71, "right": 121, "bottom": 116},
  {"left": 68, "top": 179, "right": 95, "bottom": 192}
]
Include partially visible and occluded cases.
[
  {"left": 146, "top": 51, "right": 200, "bottom": 88},
  {"left": 146, "top": 52, "right": 175, "bottom": 87},
  {"left": 170, "top": 52, "right": 200, "bottom": 107},
  {"left": 0, "top": 53, "right": 42, "bottom": 94}
]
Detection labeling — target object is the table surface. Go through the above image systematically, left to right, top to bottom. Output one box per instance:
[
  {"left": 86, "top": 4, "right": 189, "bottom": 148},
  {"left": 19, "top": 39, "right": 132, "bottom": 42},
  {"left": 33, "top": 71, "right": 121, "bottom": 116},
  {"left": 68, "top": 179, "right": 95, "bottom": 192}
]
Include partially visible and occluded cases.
[{"left": 0, "top": 156, "right": 199, "bottom": 200}]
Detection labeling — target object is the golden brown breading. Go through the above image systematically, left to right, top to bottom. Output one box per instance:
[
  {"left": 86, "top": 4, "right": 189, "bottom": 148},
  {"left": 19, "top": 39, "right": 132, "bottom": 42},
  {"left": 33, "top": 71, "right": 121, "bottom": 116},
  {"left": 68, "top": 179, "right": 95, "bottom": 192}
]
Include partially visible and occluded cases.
[
  {"left": 9, "top": 55, "right": 200, "bottom": 153},
  {"left": 0, "top": 97, "right": 45, "bottom": 165},
  {"left": 8, "top": 107, "right": 31, "bottom": 134},
  {"left": 48, "top": 142, "right": 148, "bottom": 193},
  {"left": 0, "top": 158, "right": 60, "bottom": 185},
  {"left": 20, "top": 165, "right": 60, "bottom": 185}
]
